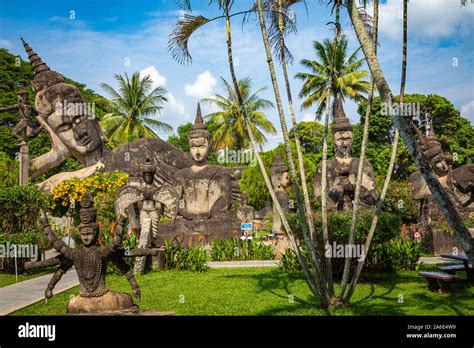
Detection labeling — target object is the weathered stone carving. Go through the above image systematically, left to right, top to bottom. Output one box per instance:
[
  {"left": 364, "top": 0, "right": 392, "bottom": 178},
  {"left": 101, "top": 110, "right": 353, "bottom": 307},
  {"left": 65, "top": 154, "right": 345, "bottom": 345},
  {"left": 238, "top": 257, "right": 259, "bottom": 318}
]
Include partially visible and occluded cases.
[
  {"left": 19, "top": 39, "right": 194, "bottom": 191},
  {"left": 0, "top": 85, "right": 42, "bottom": 142},
  {"left": 313, "top": 98, "right": 377, "bottom": 211},
  {"left": 155, "top": 104, "right": 239, "bottom": 245},
  {"left": 410, "top": 127, "right": 474, "bottom": 245},
  {"left": 271, "top": 153, "right": 290, "bottom": 235},
  {"left": 114, "top": 157, "right": 179, "bottom": 274},
  {"left": 37, "top": 192, "right": 137, "bottom": 313},
  {"left": 237, "top": 193, "right": 255, "bottom": 232}
]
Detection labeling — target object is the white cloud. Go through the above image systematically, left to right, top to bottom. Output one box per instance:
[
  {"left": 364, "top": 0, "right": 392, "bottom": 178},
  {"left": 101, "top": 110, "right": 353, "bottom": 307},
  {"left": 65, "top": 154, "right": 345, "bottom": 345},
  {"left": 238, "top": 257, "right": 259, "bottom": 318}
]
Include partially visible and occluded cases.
[
  {"left": 378, "top": 0, "right": 474, "bottom": 40},
  {"left": 0, "top": 39, "right": 13, "bottom": 48},
  {"left": 139, "top": 65, "right": 167, "bottom": 89},
  {"left": 184, "top": 70, "right": 217, "bottom": 99},
  {"left": 461, "top": 100, "right": 474, "bottom": 120},
  {"left": 302, "top": 113, "right": 315, "bottom": 122}
]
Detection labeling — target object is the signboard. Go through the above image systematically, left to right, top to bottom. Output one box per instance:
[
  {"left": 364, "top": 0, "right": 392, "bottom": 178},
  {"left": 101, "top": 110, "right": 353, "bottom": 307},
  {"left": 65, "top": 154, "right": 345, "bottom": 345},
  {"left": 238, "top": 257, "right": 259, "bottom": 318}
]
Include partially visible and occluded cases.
[{"left": 241, "top": 223, "right": 252, "bottom": 230}]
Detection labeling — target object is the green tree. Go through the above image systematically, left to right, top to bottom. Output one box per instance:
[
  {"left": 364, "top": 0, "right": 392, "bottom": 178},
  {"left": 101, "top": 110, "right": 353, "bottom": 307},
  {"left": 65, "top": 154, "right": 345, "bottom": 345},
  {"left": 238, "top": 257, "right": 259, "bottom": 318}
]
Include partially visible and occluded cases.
[
  {"left": 295, "top": 36, "right": 369, "bottom": 119},
  {"left": 100, "top": 72, "right": 171, "bottom": 146},
  {"left": 202, "top": 77, "right": 276, "bottom": 151}
]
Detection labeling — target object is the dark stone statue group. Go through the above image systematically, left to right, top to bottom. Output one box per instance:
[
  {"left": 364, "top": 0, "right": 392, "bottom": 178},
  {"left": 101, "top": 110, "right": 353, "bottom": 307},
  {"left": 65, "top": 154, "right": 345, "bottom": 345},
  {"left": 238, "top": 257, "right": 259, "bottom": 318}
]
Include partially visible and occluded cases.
[{"left": 8, "top": 39, "right": 473, "bottom": 314}]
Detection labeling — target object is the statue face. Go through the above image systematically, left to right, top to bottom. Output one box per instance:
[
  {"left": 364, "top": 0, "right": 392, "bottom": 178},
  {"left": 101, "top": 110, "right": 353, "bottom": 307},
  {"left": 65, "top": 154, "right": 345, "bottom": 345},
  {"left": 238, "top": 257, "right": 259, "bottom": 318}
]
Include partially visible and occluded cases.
[
  {"left": 48, "top": 110, "right": 102, "bottom": 158},
  {"left": 334, "top": 131, "right": 353, "bottom": 159},
  {"left": 190, "top": 138, "right": 209, "bottom": 163},
  {"left": 433, "top": 158, "right": 449, "bottom": 176},
  {"left": 143, "top": 172, "right": 154, "bottom": 184},
  {"left": 280, "top": 172, "right": 290, "bottom": 188},
  {"left": 80, "top": 227, "right": 97, "bottom": 246}
]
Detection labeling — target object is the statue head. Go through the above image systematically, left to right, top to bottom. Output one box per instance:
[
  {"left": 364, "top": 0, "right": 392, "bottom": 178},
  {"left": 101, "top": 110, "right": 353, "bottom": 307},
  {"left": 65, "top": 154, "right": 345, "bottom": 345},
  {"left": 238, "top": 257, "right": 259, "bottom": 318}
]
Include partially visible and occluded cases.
[
  {"left": 21, "top": 38, "right": 104, "bottom": 166},
  {"left": 17, "top": 86, "right": 27, "bottom": 103},
  {"left": 332, "top": 97, "right": 353, "bottom": 159},
  {"left": 188, "top": 103, "right": 210, "bottom": 164},
  {"left": 421, "top": 127, "right": 451, "bottom": 177},
  {"left": 271, "top": 153, "right": 290, "bottom": 191},
  {"left": 141, "top": 157, "right": 156, "bottom": 184},
  {"left": 79, "top": 191, "right": 99, "bottom": 246}
]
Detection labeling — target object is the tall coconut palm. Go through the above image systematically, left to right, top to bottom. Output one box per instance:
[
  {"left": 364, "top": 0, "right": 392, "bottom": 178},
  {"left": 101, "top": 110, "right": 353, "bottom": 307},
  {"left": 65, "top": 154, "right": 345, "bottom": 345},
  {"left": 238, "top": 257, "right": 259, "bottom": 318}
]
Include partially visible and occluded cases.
[
  {"left": 256, "top": 0, "right": 329, "bottom": 303},
  {"left": 263, "top": 0, "right": 328, "bottom": 299},
  {"left": 346, "top": 0, "right": 474, "bottom": 265},
  {"left": 169, "top": 2, "right": 295, "bottom": 266},
  {"left": 295, "top": 36, "right": 369, "bottom": 119},
  {"left": 100, "top": 72, "right": 171, "bottom": 145},
  {"left": 202, "top": 77, "right": 276, "bottom": 151}
]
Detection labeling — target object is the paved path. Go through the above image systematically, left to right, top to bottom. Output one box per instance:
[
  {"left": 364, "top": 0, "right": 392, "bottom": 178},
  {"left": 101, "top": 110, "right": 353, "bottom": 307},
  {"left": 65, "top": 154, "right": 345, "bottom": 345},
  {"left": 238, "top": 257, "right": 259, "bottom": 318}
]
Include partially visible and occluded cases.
[{"left": 0, "top": 269, "right": 79, "bottom": 315}]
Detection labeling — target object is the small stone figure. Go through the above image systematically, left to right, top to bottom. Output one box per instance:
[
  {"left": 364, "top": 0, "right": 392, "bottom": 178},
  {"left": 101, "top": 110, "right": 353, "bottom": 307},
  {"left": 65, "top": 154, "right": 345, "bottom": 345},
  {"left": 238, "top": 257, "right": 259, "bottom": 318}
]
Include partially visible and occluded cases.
[
  {"left": 313, "top": 97, "right": 377, "bottom": 211},
  {"left": 271, "top": 153, "right": 290, "bottom": 235},
  {"left": 114, "top": 159, "right": 180, "bottom": 274},
  {"left": 38, "top": 192, "right": 138, "bottom": 313},
  {"left": 237, "top": 193, "right": 255, "bottom": 234}
]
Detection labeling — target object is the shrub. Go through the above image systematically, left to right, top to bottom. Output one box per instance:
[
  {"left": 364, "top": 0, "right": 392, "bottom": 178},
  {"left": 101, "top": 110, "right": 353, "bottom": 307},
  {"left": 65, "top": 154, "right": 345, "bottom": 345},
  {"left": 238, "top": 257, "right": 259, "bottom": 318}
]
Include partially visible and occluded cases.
[
  {"left": 286, "top": 209, "right": 401, "bottom": 275},
  {"left": 210, "top": 237, "right": 275, "bottom": 261},
  {"left": 163, "top": 239, "right": 208, "bottom": 272},
  {"left": 279, "top": 247, "right": 309, "bottom": 273}
]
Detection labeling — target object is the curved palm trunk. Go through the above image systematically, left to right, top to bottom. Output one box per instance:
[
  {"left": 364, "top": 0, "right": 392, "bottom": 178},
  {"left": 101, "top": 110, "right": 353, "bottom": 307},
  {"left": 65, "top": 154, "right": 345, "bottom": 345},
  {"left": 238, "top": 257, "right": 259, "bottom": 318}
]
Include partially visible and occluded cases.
[
  {"left": 256, "top": 0, "right": 329, "bottom": 303},
  {"left": 277, "top": 0, "right": 324, "bottom": 281},
  {"left": 339, "top": 0, "right": 380, "bottom": 298},
  {"left": 347, "top": 0, "right": 474, "bottom": 264},
  {"left": 224, "top": 5, "right": 327, "bottom": 302}
]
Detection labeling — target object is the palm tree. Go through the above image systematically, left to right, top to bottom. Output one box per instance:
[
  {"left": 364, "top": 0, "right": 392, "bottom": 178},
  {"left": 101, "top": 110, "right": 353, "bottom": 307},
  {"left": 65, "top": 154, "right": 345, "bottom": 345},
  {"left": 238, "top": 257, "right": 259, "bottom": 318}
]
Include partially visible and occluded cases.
[
  {"left": 263, "top": 0, "right": 327, "bottom": 300},
  {"left": 346, "top": 0, "right": 474, "bottom": 264},
  {"left": 169, "top": 1, "right": 293, "bottom": 253},
  {"left": 295, "top": 36, "right": 369, "bottom": 119},
  {"left": 100, "top": 72, "right": 171, "bottom": 145},
  {"left": 202, "top": 77, "right": 276, "bottom": 151}
]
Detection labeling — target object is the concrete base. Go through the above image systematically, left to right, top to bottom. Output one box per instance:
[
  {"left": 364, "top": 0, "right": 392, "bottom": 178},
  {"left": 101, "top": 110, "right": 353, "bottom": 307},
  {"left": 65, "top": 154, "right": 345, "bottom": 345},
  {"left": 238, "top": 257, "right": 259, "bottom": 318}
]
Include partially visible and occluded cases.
[{"left": 155, "top": 215, "right": 241, "bottom": 247}]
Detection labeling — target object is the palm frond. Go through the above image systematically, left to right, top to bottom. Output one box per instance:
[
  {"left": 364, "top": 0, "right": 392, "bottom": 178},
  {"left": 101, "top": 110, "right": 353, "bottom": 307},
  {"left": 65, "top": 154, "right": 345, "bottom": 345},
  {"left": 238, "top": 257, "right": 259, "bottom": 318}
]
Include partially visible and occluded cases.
[{"left": 168, "top": 14, "right": 212, "bottom": 65}]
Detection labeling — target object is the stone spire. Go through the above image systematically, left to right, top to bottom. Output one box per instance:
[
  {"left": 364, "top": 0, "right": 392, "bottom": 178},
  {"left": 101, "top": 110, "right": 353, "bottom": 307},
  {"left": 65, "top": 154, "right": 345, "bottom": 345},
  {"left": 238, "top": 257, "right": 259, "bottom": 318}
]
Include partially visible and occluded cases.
[
  {"left": 20, "top": 38, "right": 50, "bottom": 76},
  {"left": 332, "top": 95, "right": 353, "bottom": 134},
  {"left": 189, "top": 103, "right": 209, "bottom": 140},
  {"left": 271, "top": 152, "right": 288, "bottom": 175}
]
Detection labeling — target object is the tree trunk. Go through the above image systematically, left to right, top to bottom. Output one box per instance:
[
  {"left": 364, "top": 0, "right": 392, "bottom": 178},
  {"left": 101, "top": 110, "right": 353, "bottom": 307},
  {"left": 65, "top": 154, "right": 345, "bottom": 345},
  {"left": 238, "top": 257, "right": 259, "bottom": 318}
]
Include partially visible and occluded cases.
[
  {"left": 255, "top": 0, "right": 329, "bottom": 303},
  {"left": 339, "top": 0, "right": 380, "bottom": 298},
  {"left": 347, "top": 0, "right": 474, "bottom": 265}
]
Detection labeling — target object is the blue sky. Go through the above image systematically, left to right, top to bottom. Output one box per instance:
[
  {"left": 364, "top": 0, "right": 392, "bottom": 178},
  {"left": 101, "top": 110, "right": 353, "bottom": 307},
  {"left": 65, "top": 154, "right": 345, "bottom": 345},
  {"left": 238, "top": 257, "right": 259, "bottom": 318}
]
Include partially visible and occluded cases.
[{"left": 1, "top": 0, "right": 473, "bottom": 150}]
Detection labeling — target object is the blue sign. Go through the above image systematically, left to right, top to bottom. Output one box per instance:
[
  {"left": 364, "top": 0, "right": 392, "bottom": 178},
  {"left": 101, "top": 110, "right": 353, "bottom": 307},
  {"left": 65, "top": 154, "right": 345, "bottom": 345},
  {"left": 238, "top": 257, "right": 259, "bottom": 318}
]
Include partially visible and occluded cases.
[{"left": 241, "top": 223, "right": 252, "bottom": 230}]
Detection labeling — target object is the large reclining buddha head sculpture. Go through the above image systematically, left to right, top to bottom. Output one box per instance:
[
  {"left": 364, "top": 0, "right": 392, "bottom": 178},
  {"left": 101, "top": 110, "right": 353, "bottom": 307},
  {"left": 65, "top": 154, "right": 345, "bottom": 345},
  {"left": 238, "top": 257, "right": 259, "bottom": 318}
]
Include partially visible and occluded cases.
[{"left": 21, "top": 38, "right": 105, "bottom": 166}]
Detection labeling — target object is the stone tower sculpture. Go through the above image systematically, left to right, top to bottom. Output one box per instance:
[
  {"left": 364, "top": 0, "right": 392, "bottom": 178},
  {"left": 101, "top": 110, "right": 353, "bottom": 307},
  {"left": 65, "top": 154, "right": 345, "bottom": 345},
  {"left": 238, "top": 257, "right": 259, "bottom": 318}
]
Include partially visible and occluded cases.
[{"left": 313, "top": 97, "right": 377, "bottom": 211}]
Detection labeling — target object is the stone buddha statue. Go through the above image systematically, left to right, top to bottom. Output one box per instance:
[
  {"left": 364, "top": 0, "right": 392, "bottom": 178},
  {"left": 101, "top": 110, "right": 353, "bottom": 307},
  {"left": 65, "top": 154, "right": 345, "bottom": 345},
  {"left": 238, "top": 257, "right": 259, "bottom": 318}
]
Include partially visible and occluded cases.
[
  {"left": 19, "top": 38, "right": 194, "bottom": 192},
  {"left": 313, "top": 97, "right": 377, "bottom": 211},
  {"left": 173, "top": 103, "right": 233, "bottom": 220},
  {"left": 155, "top": 104, "right": 238, "bottom": 245},
  {"left": 271, "top": 153, "right": 290, "bottom": 235}
]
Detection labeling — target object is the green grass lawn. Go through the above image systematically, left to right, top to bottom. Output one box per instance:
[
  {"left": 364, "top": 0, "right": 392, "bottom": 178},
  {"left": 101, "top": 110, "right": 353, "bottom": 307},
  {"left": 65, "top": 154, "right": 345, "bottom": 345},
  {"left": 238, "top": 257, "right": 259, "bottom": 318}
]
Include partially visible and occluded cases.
[
  {"left": 10, "top": 265, "right": 474, "bottom": 316},
  {"left": 0, "top": 267, "right": 56, "bottom": 288}
]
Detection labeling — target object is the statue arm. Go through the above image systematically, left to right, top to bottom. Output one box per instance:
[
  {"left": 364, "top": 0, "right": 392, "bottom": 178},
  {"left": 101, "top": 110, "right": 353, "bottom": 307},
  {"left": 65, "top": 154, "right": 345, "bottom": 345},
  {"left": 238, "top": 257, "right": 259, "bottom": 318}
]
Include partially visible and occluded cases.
[
  {"left": 0, "top": 105, "right": 19, "bottom": 112},
  {"left": 209, "top": 170, "right": 233, "bottom": 216},
  {"left": 174, "top": 172, "right": 193, "bottom": 220},
  {"left": 39, "top": 212, "right": 73, "bottom": 258},
  {"left": 103, "top": 216, "right": 125, "bottom": 255},
  {"left": 110, "top": 251, "right": 141, "bottom": 300},
  {"left": 45, "top": 257, "right": 73, "bottom": 301}
]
